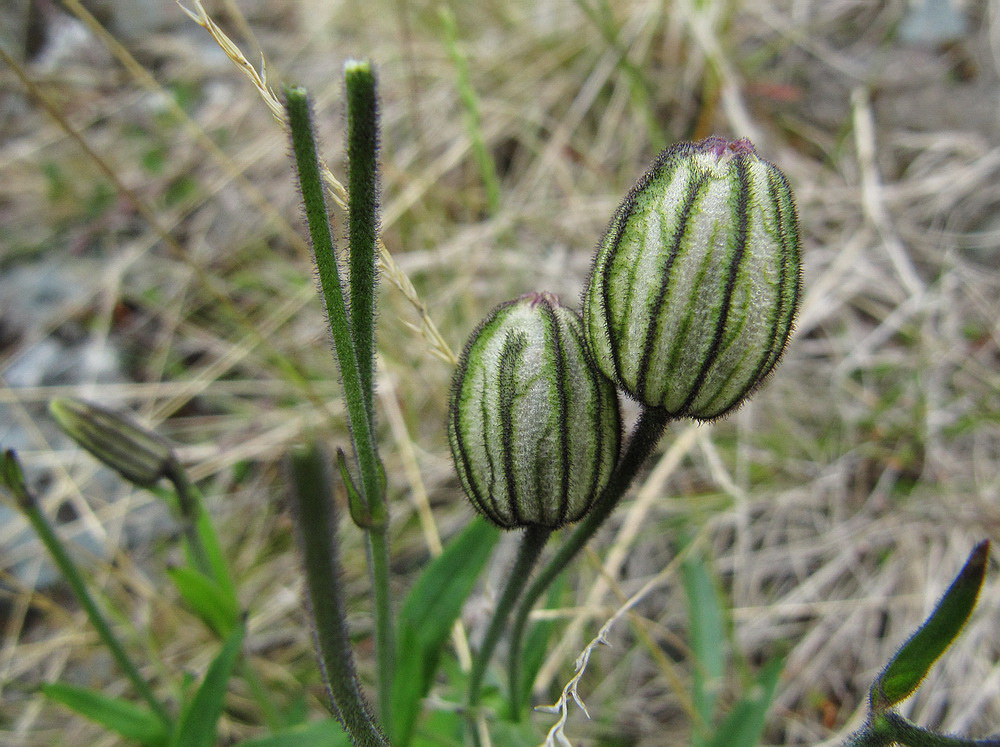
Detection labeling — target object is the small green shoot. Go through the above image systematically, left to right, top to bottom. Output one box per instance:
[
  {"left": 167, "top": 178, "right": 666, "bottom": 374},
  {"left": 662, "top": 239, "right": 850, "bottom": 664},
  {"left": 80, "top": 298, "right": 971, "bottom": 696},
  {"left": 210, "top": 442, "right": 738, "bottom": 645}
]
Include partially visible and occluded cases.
[
  {"left": 871, "top": 540, "right": 989, "bottom": 713},
  {"left": 846, "top": 541, "right": 994, "bottom": 746}
]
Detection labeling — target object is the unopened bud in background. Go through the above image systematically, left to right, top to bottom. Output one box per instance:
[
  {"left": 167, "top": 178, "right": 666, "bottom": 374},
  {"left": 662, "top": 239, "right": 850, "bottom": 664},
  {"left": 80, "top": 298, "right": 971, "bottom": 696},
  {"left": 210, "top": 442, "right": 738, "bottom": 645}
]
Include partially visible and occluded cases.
[{"left": 49, "top": 398, "right": 176, "bottom": 488}]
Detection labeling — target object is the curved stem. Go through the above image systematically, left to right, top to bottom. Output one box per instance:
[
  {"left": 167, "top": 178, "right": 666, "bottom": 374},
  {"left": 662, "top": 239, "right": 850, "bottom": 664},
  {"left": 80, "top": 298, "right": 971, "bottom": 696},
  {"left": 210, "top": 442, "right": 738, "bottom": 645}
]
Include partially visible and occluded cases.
[
  {"left": 507, "top": 406, "right": 670, "bottom": 718},
  {"left": 467, "top": 525, "right": 553, "bottom": 719}
]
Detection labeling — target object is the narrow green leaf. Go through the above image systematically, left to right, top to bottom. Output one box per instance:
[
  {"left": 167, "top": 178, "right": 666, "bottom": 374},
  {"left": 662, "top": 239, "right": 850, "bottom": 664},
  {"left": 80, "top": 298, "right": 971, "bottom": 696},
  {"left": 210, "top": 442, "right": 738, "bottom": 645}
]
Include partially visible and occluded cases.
[
  {"left": 438, "top": 6, "right": 501, "bottom": 215},
  {"left": 282, "top": 85, "right": 384, "bottom": 529},
  {"left": 286, "top": 444, "right": 388, "bottom": 746},
  {"left": 190, "top": 484, "right": 240, "bottom": 604},
  {"left": 390, "top": 518, "right": 501, "bottom": 746},
  {"left": 871, "top": 540, "right": 990, "bottom": 712},
  {"left": 682, "top": 548, "right": 726, "bottom": 745},
  {"left": 167, "top": 565, "right": 240, "bottom": 638},
  {"left": 515, "top": 574, "right": 566, "bottom": 716},
  {"left": 171, "top": 625, "right": 244, "bottom": 747},
  {"left": 704, "top": 656, "right": 783, "bottom": 747},
  {"left": 42, "top": 682, "right": 169, "bottom": 746},
  {"left": 237, "top": 718, "right": 351, "bottom": 746}
]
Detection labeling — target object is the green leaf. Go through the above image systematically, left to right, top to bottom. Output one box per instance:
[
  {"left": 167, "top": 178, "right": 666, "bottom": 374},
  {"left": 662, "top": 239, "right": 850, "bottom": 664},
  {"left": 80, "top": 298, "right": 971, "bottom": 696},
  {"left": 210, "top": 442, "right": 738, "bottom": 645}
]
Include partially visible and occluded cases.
[
  {"left": 191, "top": 492, "right": 240, "bottom": 605},
  {"left": 390, "top": 517, "right": 501, "bottom": 746},
  {"left": 871, "top": 540, "right": 990, "bottom": 712},
  {"left": 682, "top": 548, "right": 726, "bottom": 745},
  {"left": 167, "top": 565, "right": 240, "bottom": 638},
  {"left": 516, "top": 574, "right": 566, "bottom": 715},
  {"left": 171, "top": 625, "right": 244, "bottom": 747},
  {"left": 704, "top": 656, "right": 783, "bottom": 747},
  {"left": 41, "top": 682, "right": 169, "bottom": 746},
  {"left": 410, "top": 708, "right": 463, "bottom": 747},
  {"left": 238, "top": 718, "right": 351, "bottom": 746}
]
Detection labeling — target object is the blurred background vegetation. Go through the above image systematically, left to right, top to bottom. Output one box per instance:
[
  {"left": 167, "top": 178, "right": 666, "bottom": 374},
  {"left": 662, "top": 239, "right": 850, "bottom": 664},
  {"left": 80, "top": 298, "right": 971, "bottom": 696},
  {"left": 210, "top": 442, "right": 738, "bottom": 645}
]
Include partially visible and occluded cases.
[{"left": 1, "top": 0, "right": 998, "bottom": 744}]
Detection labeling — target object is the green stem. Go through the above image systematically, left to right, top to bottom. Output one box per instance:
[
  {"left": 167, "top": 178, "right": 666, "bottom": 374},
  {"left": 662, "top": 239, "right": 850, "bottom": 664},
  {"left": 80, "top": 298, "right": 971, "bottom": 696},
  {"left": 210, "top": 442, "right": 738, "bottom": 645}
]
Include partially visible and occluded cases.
[
  {"left": 344, "top": 60, "right": 380, "bottom": 422},
  {"left": 284, "top": 84, "right": 395, "bottom": 720},
  {"left": 283, "top": 86, "right": 382, "bottom": 522},
  {"left": 285, "top": 88, "right": 380, "bottom": 520},
  {"left": 507, "top": 406, "right": 670, "bottom": 717},
  {"left": 287, "top": 445, "right": 388, "bottom": 747},
  {"left": 2, "top": 451, "right": 171, "bottom": 727},
  {"left": 164, "top": 463, "right": 215, "bottom": 582},
  {"left": 467, "top": 525, "right": 553, "bottom": 717},
  {"left": 367, "top": 527, "right": 394, "bottom": 729},
  {"left": 846, "top": 712, "right": 1000, "bottom": 746},
  {"left": 876, "top": 712, "right": 1000, "bottom": 747}
]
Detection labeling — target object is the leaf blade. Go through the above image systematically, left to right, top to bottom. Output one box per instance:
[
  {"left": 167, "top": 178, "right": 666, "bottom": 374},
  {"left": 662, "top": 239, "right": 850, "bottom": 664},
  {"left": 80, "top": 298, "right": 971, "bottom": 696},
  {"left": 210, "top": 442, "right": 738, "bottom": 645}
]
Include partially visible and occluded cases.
[
  {"left": 390, "top": 517, "right": 501, "bottom": 745},
  {"left": 871, "top": 540, "right": 990, "bottom": 712},
  {"left": 682, "top": 548, "right": 726, "bottom": 745},
  {"left": 167, "top": 565, "right": 240, "bottom": 638},
  {"left": 171, "top": 625, "right": 244, "bottom": 747},
  {"left": 704, "top": 657, "right": 783, "bottom": 747},
  {"left": 42, "top": 682, "right": 169, "bottom": 746}
]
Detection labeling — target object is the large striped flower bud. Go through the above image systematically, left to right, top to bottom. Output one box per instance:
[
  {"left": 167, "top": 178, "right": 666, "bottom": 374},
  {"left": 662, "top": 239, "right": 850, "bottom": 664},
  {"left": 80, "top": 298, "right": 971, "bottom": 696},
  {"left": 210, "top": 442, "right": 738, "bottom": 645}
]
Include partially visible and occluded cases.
[
  {"left": 583, "top": 137, "right": 801, "bottom": 419},
  {"left": 448, "top": 292, "right": 620, "bottom": 529}
]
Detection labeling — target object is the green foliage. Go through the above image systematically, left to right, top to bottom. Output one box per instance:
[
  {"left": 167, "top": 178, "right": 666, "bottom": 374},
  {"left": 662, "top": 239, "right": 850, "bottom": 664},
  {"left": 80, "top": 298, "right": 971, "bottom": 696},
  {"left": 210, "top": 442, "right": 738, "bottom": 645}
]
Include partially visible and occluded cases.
[
  {"left": 391, "top": 518, "right": 501, "bottom": 745},
  {"left": 872, "top": 540, "right": 990, "bottom": 712},
  {"left": 847, "top": 541, "right": 993, "bottom": 746},
  {"left": 683, "top": 546, "right": 784, "bottom": 747},
  {"left": 683, "top": 549, "right": 726, "bottom": 746},
  {"left": 167, "top": 565, "right": 242, "bottom": 639},
  {"left": 512, "top": 574, "right": 567, "bottom": 719},
  {"left": 172, "top": 626, "right": 245, "bottom": 747},
  {"left": 703, "top": 658, "right": 783, "bottom": 747},
  {"left": 40, "top": 684, "right": 169, "bottom": 746},
  {"left": 239, "top": 719, "right": 352, "bottom": 746}
]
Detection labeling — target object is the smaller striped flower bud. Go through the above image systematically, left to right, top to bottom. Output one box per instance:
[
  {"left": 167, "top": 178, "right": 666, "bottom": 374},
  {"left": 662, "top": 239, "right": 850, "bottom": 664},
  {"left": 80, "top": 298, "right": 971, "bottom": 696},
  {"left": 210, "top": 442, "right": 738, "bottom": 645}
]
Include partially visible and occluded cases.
[
  {"left": 583, "top": 137, "right": 801, "bottom": 419},
  {"left": 448, "top": 292, "right": 620, "bottom": 529},
  {"left": 49, "top": 398, "right": 176, "bottom": 488}
]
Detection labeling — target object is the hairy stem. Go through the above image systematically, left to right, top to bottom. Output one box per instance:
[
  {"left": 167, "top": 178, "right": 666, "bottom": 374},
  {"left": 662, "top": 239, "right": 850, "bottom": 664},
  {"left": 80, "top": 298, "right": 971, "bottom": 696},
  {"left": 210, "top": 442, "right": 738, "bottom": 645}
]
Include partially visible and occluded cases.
[
  {"left": 345, "top": 60, "right": 380, "bottom": 424},
  {"left": 284, "top": 84, "right": 395, "bottom": 725},
  {"left": 507, "top": 406, "right": 670, "bottom": 717},
  {"left": 287, "top": 445, "right": 388, "bottom": 747},
  {"left": 468, "top": 525, "right": 553, "bottom": 717}
]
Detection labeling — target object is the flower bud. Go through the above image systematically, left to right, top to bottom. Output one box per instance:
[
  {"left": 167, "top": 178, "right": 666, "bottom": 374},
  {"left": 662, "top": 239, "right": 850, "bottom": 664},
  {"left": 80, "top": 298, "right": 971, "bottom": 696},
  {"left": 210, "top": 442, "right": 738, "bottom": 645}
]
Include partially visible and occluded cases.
[
  {"left": 583, "top": 137, "right": 801, "bottom": 419},
  {"left": 448, "top": 292, "right": 620, "bottom": 529},
  {"left": 49, "top": 398, "right": 176, "bottom": 488}
]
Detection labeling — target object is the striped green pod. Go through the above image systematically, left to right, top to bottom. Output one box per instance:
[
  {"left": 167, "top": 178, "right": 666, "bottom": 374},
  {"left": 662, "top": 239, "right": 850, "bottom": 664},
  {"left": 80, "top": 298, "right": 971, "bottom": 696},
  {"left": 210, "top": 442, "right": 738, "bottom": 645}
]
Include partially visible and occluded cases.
[
  {"left": 583, "top": 137, "right": 801, "bottom": 419},
  {"left": 448, "top": 292, "right": 621, "bottom": 529}
]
